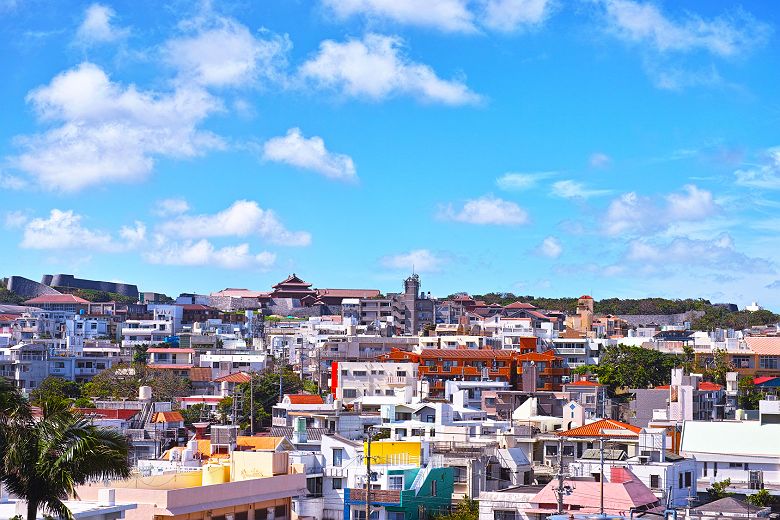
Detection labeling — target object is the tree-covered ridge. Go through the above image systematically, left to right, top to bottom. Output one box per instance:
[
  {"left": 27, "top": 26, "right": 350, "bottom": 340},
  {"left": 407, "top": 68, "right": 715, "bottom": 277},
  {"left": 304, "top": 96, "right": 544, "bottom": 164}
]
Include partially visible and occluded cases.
[
  {"left": 53, "top": 287, "right": 137, "bottom": 303},
  {"left": 467, "top": 293, "right": 713, "bottom": 315}
]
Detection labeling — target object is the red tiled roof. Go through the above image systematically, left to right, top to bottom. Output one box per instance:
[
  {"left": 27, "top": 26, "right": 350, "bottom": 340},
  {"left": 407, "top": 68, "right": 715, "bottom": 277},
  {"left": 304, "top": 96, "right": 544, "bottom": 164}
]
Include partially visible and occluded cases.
[
  {"left": 24, "top": 294, "right": 89, "bottom": 304},
  {"left": 579, "top": 295, "right": 593, "bottom": 300},
  {"left": 505, "top": 301, "right": 537, "bottom": 309},
  {"left": 179, "top": 304, "right": 214, "bottom": 311},
  {"left": 0, "top": 314, "right": 20, "bottom": 321},
  {"left": 745, "top": 336, "right": 780, "bottom": 356},
  {"left": 419, "top": 349, "right": 515, "bottom": 359},
  {"left": 517, "top": 350, "right": 561, "bottom": 362},
  {"left": 147, "top": 364, "right": 193, "bottom": 369},
  {"left": 189, "top": 367, "right": 213, "bottom": 382},
  {"left": 214, "top": 372, "right": 252, "bottom": 383},
  {"left": 754, "top": 376, "right": 778, "bottom": 385},
  {"left": 567, "top": 380, "right": 602, "bottom": 387},
  {"left": 698, "top": 382, "right": 723, "bottom": 391},
  {"left": 655, "top": 385, "right": 670, "bottom": 390},
  {"left": 286, "top": 394, "right": 324, "bottom": 404},
  {"left": 74, "top": 408, "right": 139, "bottom": 420},
  {"left": 153, "top": 411, "right": 184, "bottom": 423},
  {"left": 558, "top": 419, "right": 642, "bottom": 438}
]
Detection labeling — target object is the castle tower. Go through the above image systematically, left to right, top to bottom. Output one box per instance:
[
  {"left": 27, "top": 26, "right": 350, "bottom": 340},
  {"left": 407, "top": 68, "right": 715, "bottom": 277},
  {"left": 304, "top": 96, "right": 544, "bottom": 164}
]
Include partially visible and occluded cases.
[{"left": 577, "top": 295, "right": 594, "bottom": 333}]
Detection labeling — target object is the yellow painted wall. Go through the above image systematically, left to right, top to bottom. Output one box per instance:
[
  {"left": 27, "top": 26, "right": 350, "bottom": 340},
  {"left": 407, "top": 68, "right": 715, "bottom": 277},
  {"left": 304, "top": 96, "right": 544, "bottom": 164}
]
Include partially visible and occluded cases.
[
  {"left": 364, "top": 441, "right": 421, "bottom": 466},
  {"left": 231, "top": 451, "right": 289, "bottom": 481}
]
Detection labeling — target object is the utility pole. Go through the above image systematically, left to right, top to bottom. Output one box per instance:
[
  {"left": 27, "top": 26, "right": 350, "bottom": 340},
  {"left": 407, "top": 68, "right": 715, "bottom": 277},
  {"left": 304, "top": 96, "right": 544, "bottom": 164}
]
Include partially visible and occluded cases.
[
  {"left": 279, "top": 364, "right": 283, "bottom": 404},
  {"left": 249, "top": 372, "right": 255, "bottom": 435},
  {"left": 366, "top": 428, "right": 372, "bottom": 520},
  {"left": 555, "top": 436, "right": 565, "bottom": 514},
  {"left": 600, "top": 436, "right": 605, "bottom": 518}
]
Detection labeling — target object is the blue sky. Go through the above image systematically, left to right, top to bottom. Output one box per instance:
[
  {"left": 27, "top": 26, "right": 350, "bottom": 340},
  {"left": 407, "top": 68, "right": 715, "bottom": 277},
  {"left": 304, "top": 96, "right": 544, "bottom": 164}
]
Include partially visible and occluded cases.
[{"left": 2, "top": 0, "right": 780, "bottom": 308}]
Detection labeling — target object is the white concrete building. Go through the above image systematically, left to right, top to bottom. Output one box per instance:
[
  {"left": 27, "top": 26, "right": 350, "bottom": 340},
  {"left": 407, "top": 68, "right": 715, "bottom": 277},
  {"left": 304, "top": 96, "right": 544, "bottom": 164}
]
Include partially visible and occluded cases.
[{"left": 331, "top": 361, "right": 418, "bottom": 405}]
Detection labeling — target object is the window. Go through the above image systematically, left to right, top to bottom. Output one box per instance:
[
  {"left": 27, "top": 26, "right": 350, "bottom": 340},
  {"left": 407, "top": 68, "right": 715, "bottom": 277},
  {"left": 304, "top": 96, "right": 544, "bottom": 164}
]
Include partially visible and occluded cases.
[
  {"left": 733, "top": 356, "right": 751, "bottom": 368},
  {"left": 759, "top": 356, "right": 779, "bottom": 370},
  {"left": 397, "top": 370, "right": 407, "bottom": 377},
  {"left": 353, "top": 371, "right": 367, "bottom": 377},
  {"left": 343, "top": 389, "right": 358, "bottom": 398},
  {"left": 545, "top": 445, "right": 558, "bottom": 456},
  {"left": 563, "top": 445, "right": 575, "bottom": 457},
  {"left": 333, "top": 448, "right": 343, "bottom": 467},
  {"left": 703, "top": 462, "right": 708, "bottom": 477},
  {"left": 714, "top": 462, "right": 718, "bottom": 477},
  {"left": 729, "top": 463, "right": 744, "bottom": 469},
  {"left": 453, "top": 466, "right": 467, "bottom": 483},
  {"left": 685, "top": 472, "right": 692, "bottom": 488},
  {"left": 679, "top": 474, "right": 683, "bottom": 489},
  {"left": 389, "top": 475, "right": 403, "bottom": 490},
  {"left": 650, "top": 475, "right": 660, "bottom": 489},
  {"left": 332, "top": 477, "right": 343, "bottom": 490},
  {"left": 431, "top": 479, "right": 437, "bottom": 496},
  {"left": 275, "top": 505, "right": 287, "bottom": 519},
  {"left": 256, "top": 510, "right": 268, "bottom": 520},
  {"left": 494, "top": 511, "right": 517, "bottom": 520},
  {"left": 235, "top": 513, "right": 248, "bottom": 520},
  {"left": 388, "top": 513, "right": 405, "bottom": 520}
]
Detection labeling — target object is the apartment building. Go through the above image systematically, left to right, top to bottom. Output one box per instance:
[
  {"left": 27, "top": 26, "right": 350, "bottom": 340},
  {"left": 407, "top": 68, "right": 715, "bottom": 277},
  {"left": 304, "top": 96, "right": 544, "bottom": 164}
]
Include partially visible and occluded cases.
[{"left": 331, "top": 361, "right": 418, "bottom": 405}]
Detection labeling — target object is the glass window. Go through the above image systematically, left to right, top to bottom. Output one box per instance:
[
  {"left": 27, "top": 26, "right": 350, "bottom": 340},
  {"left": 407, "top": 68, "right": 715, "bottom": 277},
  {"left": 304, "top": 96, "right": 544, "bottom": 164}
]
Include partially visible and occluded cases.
[
  {"left": 333, "top": 448, "right": 343, "bottom": 467},
  {"left": 389, "top": 475, "right": 403, "bottom": 490},
  {"left": 332, "top": 477, "right": 343, "bottom": 490},
  {"left": 275, "top": 505, "right": 287, "bottom": 519},
  {"left": 494, "top": 511, "right": 517, "bottom": 520}
]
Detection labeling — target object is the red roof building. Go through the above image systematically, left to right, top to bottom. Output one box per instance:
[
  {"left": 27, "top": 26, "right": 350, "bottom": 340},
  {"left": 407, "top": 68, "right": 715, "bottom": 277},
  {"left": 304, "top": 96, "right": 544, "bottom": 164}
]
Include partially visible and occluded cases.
[
  {"left": 284, "top": 394, "right": 324, "bottom": 405},
  {"left": 558, "top": 418, "right": 642, "bottom": 439}
]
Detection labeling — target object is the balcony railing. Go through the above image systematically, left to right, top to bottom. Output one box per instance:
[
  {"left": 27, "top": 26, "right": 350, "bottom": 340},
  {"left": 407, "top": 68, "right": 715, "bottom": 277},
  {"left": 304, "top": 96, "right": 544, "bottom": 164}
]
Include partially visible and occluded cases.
[{"left": 348, "top": 488, "right": 401, "bottom": 505}]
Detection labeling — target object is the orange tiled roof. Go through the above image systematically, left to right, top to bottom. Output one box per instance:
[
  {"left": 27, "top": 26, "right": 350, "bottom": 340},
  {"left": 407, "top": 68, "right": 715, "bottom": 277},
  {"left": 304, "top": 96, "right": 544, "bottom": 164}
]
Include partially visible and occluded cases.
[
  {"left": 24, "top": 294, "right": 89, "bottom": 304},
  {"left": 745, "top": 336, "right": 780, "bottom": 356},
  {"left": 419, "top": 349, "right": 515, "bottom": 359},
  {"left": 517, "top": 350, "right": 560, "bottom": 362},
  {"left": 189, "top": 367, "right": 213, "bottom": 382},
  {"left": 213, "top": 371, "right": 252, "bottom": 384},
  {"left": 567, "top": 380, "right": 602, "bottom": 387},
  {"left": 698, "top": 382, "right": 723, "bottom": 391},
  {"left": 287, "top": 394, "right": 324, "bottom": 404},
  {"left": 153, "top": 411, "right": 184, "bottom": 423},
  {"left": 558, "top": 419, "right": 641, "bottom": 438},
  {"left": 236, "top": 436, "right": 286, "bottom": 450}
]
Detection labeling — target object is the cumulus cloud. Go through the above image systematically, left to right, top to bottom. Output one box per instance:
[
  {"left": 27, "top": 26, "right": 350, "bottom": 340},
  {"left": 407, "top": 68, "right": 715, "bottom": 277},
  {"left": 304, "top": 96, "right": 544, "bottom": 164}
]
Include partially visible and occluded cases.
[
  {"left": 323, "top": 0, "right": 476, "bottom": 33},
  {"left": 481, "top": 0, "right": 555, "bottom": 32},
  {"left": 600, "top": 0, "right": 770, "bottom": 57},
  {"left": 75, "top": 3, "right": 130, "bottom": 45},
  {"left": 164, "top": 15, "right": 290, "bottom": 88},
  {"left": 299, "top": 33, "right": 481, "bottom": 105},
  {"left": 12, "top": 62, "right": 223, "bottom": 192},
  {"left": 262, "top": 128, "right": 357, "bottom": 181},
  {"left": 735, "top": 148, "right": 780, "bottom": 189},
  {"left": 589, "top": 152, "right": 611, "bottom": 168},
  {"left": 496, "top": 171, "right": 555, "bottom": 191},
  {"left": 552, "top": 180, "right": 611, "bottom": 199},
  {"left": 603, "top": 184, "right": 719, "bottom": 236},
  {"left": 440, "top": 195, "right": 529, "bottom": 225},
  {"left": 153, "top": 198, "right": 190, "bottom": 217},
  {"left": 157, "top": 200, "right": 311, "bottom": 246},
  {"left": 20, "top": 209, "right": 116, "bottom": 251},
  {"left": 119, "top": 221, "right": 146, "bottom": 243},
  {"left": 624, "top": 233, "right": 773, "bottom": 273},
  {"left": 538, "top": 236, "right": 562, "bottom": 258},
  {"left": 144, "top": 239, "right": 276, "bottom": 270},
  {"left": 381, "top": 249, "right": 444, "bottom": 272}
]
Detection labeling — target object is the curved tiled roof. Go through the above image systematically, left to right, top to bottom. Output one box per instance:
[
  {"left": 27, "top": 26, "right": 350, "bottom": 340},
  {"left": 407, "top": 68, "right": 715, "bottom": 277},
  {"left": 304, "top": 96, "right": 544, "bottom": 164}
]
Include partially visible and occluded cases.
[{"left": 558, "top": 418, "right": 641, "bottom": 438}]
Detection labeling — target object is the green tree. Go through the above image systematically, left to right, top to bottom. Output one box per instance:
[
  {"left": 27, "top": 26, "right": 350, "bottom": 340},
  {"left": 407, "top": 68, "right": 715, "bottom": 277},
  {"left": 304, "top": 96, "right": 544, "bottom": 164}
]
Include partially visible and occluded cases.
[
  {"left": 132, "top": 344, "right": 149, "bottom": 364},
  {"left": 586, "top": 345, "right": 678, "bottom": 395},
  {"left": 703, "top": 348, "right": 733, "bottom": 386},
  {"left": 83, "top": 363, "right": 191, "bottom": 403},
  {"left": 238, "top": 367, "right": 307, "bottom": 428},
  {"left": 29, "top": 377, "right": 82, "bottom": 406},
  {"left": 738, "top": 377, "right": 765, "bottom": 410},
  {"left": 1, "top": 392, "right": 131, "bottom": 520},
  {"left": 72, "top": 397, "right": 95, "bottom": 408},
  {"left": 217, "top": 397, "right": 234, "bottom": 424},
  {"left": 179, "top": 404, "right": 209, "bottom": 426},
  {"left": 706, "top": 479, "right": 732, "bottom": 501},
  {"left": 747, "top": 488, "right": 774, "bottom": 508},
  {"left": 435, "top": 496, "right": 478, "bottom": 520}
]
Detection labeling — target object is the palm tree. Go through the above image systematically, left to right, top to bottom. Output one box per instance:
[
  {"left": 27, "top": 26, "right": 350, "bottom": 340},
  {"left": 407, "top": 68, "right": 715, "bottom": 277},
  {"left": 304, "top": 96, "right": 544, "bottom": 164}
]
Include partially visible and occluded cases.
[{"left": 1, "top": 393, "right": 131, "bottom": 520}]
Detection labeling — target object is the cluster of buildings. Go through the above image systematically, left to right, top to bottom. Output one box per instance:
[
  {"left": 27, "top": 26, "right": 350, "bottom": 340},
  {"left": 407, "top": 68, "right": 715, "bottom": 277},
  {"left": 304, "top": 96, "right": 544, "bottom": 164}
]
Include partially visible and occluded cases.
[{"left": 2, "top": 272, "right": 780, "bottom": 519}]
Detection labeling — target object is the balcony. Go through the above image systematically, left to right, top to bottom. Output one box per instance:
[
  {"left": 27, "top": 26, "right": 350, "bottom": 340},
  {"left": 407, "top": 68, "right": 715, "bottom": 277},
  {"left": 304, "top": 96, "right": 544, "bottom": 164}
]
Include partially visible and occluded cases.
[{"left": 348, "top": 488, "right": 401, "bottom": 505}]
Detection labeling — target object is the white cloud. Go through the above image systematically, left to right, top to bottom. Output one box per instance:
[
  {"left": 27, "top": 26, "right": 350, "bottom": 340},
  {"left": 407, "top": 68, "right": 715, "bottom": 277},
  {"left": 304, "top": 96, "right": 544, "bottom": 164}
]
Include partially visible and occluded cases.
[
  {"left": 323, "top": 0, "right": 476, "bottom": 33},
  {"left": 481, "top": 0, "right": 555, "bottom": 32},
  {"left": 600, "top": 0, "right": 770, "bottom": 57},
  {"left": 75, "top": 3, "right": 130, "bottom": 45},
  {"left": 164, "top": 15, "right": 290, "bottom": 88},
  {"left": 299, "top": 34, "right": 481, "bottom": 105},
  {"left": 13, "top": 62, "right": 223, "bottom": 192},
  {"left": 262, "top": 128, "right": 357, "bottom": 181},
  {"left": 735, "top": 148, "right": 780, "bottom": 189},
  {"left": 589, "top": 152, "right": 611, "bottom": 168},
  {"left": 496, "top": 171, "right": 555, "bottom": 191},
  {"left": 0, "top": 172, "right": 27, "bottom": 190},
  {"left": 551, "top": 180, "right": 611, "bottom": 199},
  {"left": 603, "top": 184, "right": 718, "bottom": 236},
  {"left": 440, "top": 195, "right": 528, "bottom": 225},
  {"left": 153, "top": 198, "right": 190, "bottom": 217},
  {"left": 158, "top": 200, "right": 311, "bottom": 247},
  {"left": 20, "top": 209, "right": 116, "bottom": 251},
  {"left": 4, "top": 211, "right": 28, "bottom": 230},
  {"left": 119, "top": 221, "right": 146, "bottom": 243},
  {"left": 624, "top": 233, "right": 772, "bottom": 273},
  {"left": 538, "top": 236, "right": 562, "bottom": 258},
  {"left": 144, "top": 238, "right": 276, "bottom": 270},
  {"left": 381, "top": 249, "right": 443, "bottom": 272}
]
